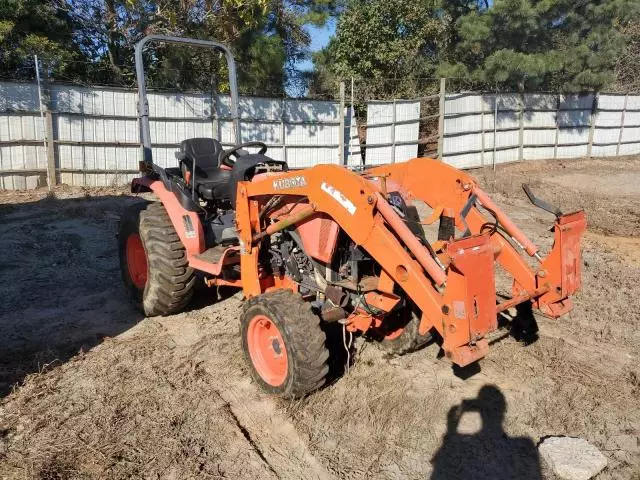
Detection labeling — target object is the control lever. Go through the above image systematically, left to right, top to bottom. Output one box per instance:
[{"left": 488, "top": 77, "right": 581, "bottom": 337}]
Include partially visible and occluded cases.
[{"left": 522, "top": 184, "right": 562, "bottom": 217}]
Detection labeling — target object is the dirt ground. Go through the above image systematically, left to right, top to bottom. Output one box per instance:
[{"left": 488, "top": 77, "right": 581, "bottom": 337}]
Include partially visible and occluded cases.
[{"left": 0, "top": 156, "right": 638, "bottom": 479}]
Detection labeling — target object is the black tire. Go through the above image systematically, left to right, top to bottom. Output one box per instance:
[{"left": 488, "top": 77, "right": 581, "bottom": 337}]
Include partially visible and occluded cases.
[
  {"left": 118, "top": 202, "right": 195, "bottom": 316},
  {"left": 241, "top": 290, "right": 330, "bottom": 398},
  {"left": 380, "top": 311, "right": 433, "bottom": 356}
]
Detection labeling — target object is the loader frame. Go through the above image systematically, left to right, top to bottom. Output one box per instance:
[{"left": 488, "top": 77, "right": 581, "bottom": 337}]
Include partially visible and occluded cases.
[
  {"left": 130, "top": 34, "right": 586, "bottom": 371},
  {"left": 229, "top": 160, "right": 586, "bottom": 366}
]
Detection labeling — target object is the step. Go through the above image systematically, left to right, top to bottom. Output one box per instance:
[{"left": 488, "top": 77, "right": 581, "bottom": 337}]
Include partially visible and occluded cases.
[{"left": 195, "top": 245, "right": 229, "bottom": 264}]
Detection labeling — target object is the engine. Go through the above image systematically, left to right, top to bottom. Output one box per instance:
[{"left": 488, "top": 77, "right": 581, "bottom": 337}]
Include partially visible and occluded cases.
[
  {"left": 265, "top": 229, "right": 394, "bottom": 323},
  {"left": 266, "top": 232, "right": 322, "bottom": 293}
]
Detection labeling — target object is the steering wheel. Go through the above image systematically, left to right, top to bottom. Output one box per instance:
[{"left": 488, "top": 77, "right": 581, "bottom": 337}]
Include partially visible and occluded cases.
[{"left": 219, "top": 141, "right": 268, "bottom": 168}]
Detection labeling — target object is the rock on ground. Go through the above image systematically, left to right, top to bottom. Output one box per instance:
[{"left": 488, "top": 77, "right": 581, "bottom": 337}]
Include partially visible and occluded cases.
[{"left": 539, "top": 437, "right": 607, "bottom": 480}]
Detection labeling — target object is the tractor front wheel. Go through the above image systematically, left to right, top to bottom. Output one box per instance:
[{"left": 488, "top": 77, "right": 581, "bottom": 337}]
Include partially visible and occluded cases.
[
  {"left": 118, "top": 202, "right": 195, "bottom": 316},
  {"left": 241, "top": 290, "right": 329, "bottom": 398},
  {"left": 379, "top": 311, "right": 433, "bottom": 356}
]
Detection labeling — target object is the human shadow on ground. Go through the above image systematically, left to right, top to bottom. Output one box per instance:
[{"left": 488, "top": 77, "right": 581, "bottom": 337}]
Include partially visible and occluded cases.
[{"left": 430, "top": 385, "right": 541, "bottom": 480}]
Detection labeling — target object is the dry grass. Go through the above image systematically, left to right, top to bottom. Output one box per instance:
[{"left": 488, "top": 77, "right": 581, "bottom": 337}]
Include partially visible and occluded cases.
[
  {"left": 0, "top": 156, "right": 639, "bottom": 479},
  {"left": 0, "top": 325, "right": 274, "bottom": 479}
]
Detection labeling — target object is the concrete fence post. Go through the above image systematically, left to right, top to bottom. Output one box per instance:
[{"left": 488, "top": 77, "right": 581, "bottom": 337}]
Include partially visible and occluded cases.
[
  {"left": 35, "top": 55, "right": 57, "bottom": 187},
  {"left": 349, "top": 77, "right": 355, "bottom": 164},
  {"left": 437, "top": 78, "right": 446, "bottom": 159},
  {"left": 492, "top": 90, "right": 498, "bottom": 171},
  {"left": 518, "top": 92, "right": 525, "bottom": 161},
  {"left": 211, "top": 93, "right": 220, "bottom": 142},
  {"left": 587, "top": 93, "right": 598, "bottom": 158},
  {"left": 616, "top": 93, "right": 629, "bottom": 156},
  {"left": 553, "top": 94, "right": 560, "bottom": 159},
  {"left": 280, "top": 98, "right": 287, "bottom": 163},
  {"left": 391, "top": 98, "right": 397, "bottom": 163},
  {"left": 480, "top": 101, "right": 486, "bottom": 167},
  {"left": 44, "top": 110, "right": 57, "bottom": 187}
]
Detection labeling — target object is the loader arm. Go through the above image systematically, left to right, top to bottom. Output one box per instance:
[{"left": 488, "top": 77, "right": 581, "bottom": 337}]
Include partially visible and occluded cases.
[
  {"left": 235, "top": 158, "right": 586, "bottom": 367},
  {"left": 367, "top": 159, "right": 586, "bottom": 318},
  {"left": 366, "top": 160, "right": 536, "bottom": 291},
  {"left": 236, "top": 164, "right": 445, "bottom": 326}
]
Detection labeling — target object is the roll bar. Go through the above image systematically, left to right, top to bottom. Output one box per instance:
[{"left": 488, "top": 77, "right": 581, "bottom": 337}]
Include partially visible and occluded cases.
[{"left": 134, "top": 35, "right": 241, "bottom": 166}]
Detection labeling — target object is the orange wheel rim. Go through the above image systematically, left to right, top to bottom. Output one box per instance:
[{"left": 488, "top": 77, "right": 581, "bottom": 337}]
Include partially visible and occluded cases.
[
  {"left": 126, "top": 233, "right": 147, "bottom": 289},
  {"left": 247, "top": 315, "right": 288, "bottom": 386}
]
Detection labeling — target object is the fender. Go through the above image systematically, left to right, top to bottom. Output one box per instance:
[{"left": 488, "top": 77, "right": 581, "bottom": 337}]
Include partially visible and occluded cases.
[{"left": 132, "top": 176, "right": 205, "bottom": 255}]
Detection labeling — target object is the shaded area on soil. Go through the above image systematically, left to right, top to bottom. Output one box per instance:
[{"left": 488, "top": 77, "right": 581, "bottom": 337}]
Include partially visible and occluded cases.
[
  {"left": 0, "top": 156, "right": 639, "bottom": 479},
  {"left": 0, "top": 195, "right": 144, "bottom": 397},
  {"left": 431, "top": 385, "right": 541, "bottom": 480}
]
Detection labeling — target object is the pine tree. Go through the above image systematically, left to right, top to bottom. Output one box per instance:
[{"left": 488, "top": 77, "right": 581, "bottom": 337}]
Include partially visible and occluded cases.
[
  {"left": 439, "top": 0, "right": 639, "bottom": 91},
  {"left": 0, "top": 1, "right": 338, "bottom": 94}
]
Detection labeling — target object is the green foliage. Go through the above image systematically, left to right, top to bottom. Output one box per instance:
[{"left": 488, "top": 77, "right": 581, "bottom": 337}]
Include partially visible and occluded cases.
[
  {"left": 0, "top": 0, "right": 337, "bottom": 95},
  {"left": 0, "top": 0, "right": 81, "bottom": 80},
  {"left": 2, "top": 0, "right": 638, "bottom": 95},
  {"left": 64, "top": 0, "right": 314, "bottom": 93},
  {"left": 311, "top": 0, "right": 443, "bottom": 98},
  {"left": 314, "top": 0, "right": 639, "bottom": 96},
  {"left": 442, "top": 0, "right": 639, "bottom": 91},
  {"left": 614, "top": 20, "right": 640, "bottom": 92}
]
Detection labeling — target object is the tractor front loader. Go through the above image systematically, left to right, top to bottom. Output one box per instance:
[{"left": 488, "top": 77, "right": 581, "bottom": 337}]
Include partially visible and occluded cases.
[{"left": 119, "top": 35, "right": 586, "bottom": 397}]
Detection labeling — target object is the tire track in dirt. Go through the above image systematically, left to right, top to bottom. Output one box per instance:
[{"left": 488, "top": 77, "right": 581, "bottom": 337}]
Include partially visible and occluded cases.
[
  {"left": 154, "top": 306, "right": 336, "bottom": 480},
  {"left": 215, "top": 377, "right": 334, "bottom": 480},
  {"left": 222, "top": 402, "right": 280, "bottom": 478}
]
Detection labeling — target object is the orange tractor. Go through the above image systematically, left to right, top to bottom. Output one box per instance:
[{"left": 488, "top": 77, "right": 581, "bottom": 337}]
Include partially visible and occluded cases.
[{"left": 119, "top": 36, "right": 587, "bottom": 397}]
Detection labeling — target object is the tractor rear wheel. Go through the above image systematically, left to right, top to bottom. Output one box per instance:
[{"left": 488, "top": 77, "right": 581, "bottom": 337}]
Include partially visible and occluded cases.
[
  {"left": 118, "top": 202, "right": 195, "bottom": 316},
  {"left": 241, "top": 290, "right": 330, "bottom": 398},
  {"left": 380, "top": 311, "right": 432, "bottom": 356}
]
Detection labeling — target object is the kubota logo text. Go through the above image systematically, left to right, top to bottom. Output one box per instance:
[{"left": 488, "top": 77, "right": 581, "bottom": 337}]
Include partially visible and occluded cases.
[{"left": 272, "top": 176, "right": 307, "bottom": 190}]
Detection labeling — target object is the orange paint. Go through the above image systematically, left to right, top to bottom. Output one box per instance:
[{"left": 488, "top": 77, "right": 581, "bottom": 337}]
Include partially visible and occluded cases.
[
  {"left": 135, "top": 156, "right": 585, "bottom": 368},
  {"left": 132, "top": 177, "right": 204, "bottom": 255},
  {"left": 473, "top": 187, "right": 538, "bottom": 257},
  {"left": 375, "top": 192, "right": 447, "bottom": 287},
  {"left": 537, "top": 210, "right": 587, "bottom": 317},
  {"left": 295, "top": 212, "right": 340, "bottom": 264},
  {"left": 126, "top": 233, "right": 147, "bottom": 289},
  {"left": 440, "top": 233, "right": 497, "bottom": 361},
  {"left": 188, "top": 246, "right": 240, "bottom": 276},
  {"left": 262, "top": 274, "right": 298, "bottom": 294},
  {"left": 364, "top": 291, "right": 401, "bottom": 313},
  {"left": 246, "top": 314, "right": 288, "bottom": 386}
]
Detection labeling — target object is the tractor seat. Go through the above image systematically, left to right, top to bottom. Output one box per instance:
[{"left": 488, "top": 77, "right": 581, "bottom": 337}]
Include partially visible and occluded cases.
[{"left": 177, "top": 138, "right": 231, "bottom": 201}]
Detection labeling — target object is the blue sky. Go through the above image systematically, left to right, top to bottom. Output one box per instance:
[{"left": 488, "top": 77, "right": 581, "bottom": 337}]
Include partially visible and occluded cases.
[{"left": 295, "top": 19, "right": 336, "bottom": 71}]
